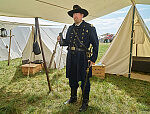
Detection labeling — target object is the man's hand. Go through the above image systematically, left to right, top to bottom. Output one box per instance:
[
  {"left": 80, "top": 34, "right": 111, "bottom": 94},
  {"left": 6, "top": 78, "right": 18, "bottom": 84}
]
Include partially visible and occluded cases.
[
  {"left": 57, "top": 36, "right": 61, "bottom": 42},
  {"left": 88, "top": 60, "right": 94, "bottom": 67}
]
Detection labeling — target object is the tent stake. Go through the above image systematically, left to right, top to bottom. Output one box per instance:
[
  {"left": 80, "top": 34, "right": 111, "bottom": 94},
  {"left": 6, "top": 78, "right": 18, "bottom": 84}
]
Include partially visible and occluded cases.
[
  {"left": 128, "top": 5, "right": 135, "bottom": 78},
  {"left": 35, "top": 17, "right": 52, "bottom": 92},
  {"left": 8, "top": 30, "right": 12, "bottom": 66}
]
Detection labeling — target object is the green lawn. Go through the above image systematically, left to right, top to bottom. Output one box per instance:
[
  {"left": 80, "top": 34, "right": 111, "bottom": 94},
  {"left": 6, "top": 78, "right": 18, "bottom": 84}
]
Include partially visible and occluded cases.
[
  {"left": 0, "top": 43, "right": 150, "bottom": 114},
  {"left": 96, "top": 43, "right": 110, "bottom": 63}
]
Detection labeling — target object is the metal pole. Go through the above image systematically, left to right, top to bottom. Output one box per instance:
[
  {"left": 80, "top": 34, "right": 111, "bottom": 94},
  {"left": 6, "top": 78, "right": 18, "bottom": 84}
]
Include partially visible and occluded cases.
[
  {"left": 128, "top": 5, "right": 135, "bottom": 78},
  {"left": 35, "top": 17, "right": 52, "bottom": 92},
  {"left": 8, "top": 30, "right": 12, "bottom": 66}
]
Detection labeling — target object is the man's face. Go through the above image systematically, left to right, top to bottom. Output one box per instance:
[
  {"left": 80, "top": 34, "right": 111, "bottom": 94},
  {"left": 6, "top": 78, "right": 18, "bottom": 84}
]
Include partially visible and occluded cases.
[{"left": 73, "top": 13, "right": 84, "bottom": 24}]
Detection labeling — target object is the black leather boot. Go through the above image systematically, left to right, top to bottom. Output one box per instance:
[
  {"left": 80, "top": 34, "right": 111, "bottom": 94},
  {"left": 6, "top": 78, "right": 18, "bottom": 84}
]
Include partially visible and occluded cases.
[
  {"left": 64, "top": 88, "right": 77, "bottom": 104},
  {"left": 79, "top": 93, "right": 89, "bottom": 112}
]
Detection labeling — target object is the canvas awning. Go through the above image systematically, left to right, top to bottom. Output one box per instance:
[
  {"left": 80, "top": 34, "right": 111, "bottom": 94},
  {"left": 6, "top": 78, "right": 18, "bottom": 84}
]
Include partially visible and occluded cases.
[{"left": 0, "top": 0, "right": 150, "bottom": 24}]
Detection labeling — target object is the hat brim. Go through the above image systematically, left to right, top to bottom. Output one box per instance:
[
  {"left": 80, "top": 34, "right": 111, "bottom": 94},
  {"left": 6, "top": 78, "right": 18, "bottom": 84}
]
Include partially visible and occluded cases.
[{"left": 68, "top": 8, "right": 88, "bottom": 18}]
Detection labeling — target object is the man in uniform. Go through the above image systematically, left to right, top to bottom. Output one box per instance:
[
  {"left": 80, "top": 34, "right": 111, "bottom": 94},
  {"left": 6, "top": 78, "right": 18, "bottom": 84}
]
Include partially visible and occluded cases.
[{"left": 57, "top": 5, "right": 99, "bottom": 112}]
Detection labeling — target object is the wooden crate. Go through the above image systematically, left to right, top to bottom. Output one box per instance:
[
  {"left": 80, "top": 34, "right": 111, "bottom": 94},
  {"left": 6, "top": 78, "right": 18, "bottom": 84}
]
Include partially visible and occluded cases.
[
  {"left": 21, "top": 63, "right": 42, "bottom": 75},
  {"left": 92, "top": 65, "right": 105, "bottom": 79}
]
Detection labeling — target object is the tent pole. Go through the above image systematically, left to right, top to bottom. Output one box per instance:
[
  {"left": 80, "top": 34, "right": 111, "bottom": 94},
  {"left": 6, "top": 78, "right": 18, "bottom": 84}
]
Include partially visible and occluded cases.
[
  {"left": 128, "top": 5, "right": 135, "bottom": 78},
  {"left": 35, "top": 17, "right": 52, "bottom": 93},
  {"left": 31, "top": 26, "right": 35, "bottom": 61},
  {"left": 8, "top": 30, "right": 12, "bottom": 66}
]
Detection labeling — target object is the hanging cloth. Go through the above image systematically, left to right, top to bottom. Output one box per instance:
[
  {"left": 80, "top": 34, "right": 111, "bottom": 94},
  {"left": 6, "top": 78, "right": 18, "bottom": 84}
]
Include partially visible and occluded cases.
[{"left": 33, "top": 22, "right": 41, "bottom": 55}]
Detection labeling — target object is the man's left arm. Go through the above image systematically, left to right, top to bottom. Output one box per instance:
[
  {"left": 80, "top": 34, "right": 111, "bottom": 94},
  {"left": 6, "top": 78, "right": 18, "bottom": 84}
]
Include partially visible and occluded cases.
[{"left": 89, "top": 26, "right": 99, "bottom": 64}]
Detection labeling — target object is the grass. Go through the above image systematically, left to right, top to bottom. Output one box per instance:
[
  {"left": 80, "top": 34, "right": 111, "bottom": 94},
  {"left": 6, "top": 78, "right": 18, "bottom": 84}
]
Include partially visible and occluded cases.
[
  {"left": 0, "top": 43, "right": 150, "bottom": 114},
  {"left": 96, "top": 43, "right": 110, "bottom": 63}
]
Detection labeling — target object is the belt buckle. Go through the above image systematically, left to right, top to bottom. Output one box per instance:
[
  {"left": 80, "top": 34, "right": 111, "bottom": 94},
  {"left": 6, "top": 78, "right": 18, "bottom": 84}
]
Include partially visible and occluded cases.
[{"left": 71, "top": 47, "right": 75, "bottom": 51}]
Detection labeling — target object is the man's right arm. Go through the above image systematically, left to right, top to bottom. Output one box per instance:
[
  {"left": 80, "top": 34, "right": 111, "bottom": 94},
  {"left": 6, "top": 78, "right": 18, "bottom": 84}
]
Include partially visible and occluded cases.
[{"left": 57, "top": 26, "right": 71, "bottom": 46}]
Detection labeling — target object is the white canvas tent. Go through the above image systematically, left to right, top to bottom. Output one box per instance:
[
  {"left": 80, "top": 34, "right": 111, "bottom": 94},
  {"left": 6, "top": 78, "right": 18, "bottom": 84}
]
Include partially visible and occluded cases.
[
  {"left": 0, "top": 0, "right": 150, "bottom": 24},
  {"left": 99, "top": 6, "right": 150, "bottom": 75},
  {"left": 0, "top": 18, "right": 64, "bottom": 62},
  {"left": 0, "top": 18, "right": 67, "bottom": 69},
  {"left": 0, "top": 27, "right": 31, "bottom": 61},
  {"left": 22, "top": 27, "right": 67, "bottom": 69}
]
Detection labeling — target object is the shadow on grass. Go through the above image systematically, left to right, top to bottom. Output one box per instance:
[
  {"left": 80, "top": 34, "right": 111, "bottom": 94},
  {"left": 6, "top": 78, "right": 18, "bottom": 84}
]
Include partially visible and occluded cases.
[
  {"left": 9, "top": 64, "right": 49, "bottom": 84},
  {"left": 50, "top": 70, "right": 63, "bottom": 86},
  {"left": 99, "top": 74, "right": 150, "bottom": 108},
  {"left": 90, "top": 75, "right": 105, "bottom": 82},
  {"left": 0, "top": 87, "right": 47, "bottom": 114},
  {"left": 0, "top": 88, "right": 22, "bottom": 114},
  {"left": 54, "top": 104, "right": 102, "bottom": 114}
]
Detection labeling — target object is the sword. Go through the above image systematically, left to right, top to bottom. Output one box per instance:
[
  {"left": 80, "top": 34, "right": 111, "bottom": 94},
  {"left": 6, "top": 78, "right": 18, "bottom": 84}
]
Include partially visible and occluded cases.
[{"left": 80, "top": 60, "right": 91, "bottom": 104}]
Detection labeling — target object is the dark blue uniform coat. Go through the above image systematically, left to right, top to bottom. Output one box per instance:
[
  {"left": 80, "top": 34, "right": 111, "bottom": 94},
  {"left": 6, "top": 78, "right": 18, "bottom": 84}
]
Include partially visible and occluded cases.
[{"left": 61, "top": 20, "right": 99, "bottom": 82}]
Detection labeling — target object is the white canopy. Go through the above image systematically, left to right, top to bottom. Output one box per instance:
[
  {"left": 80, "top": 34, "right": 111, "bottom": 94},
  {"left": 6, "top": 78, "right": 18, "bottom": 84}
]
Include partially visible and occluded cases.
[
  {"left": 0, "top": 0, "right": 150, "bottom": 24},
  {"left": 99, "top": 6, "right": 150, "bottom": 75}
]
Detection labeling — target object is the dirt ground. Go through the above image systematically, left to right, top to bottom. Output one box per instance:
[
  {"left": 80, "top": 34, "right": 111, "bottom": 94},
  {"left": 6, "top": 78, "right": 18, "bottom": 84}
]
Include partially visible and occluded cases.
[{"left": 123, "top": 72, "right": 150, "bottom": 82}]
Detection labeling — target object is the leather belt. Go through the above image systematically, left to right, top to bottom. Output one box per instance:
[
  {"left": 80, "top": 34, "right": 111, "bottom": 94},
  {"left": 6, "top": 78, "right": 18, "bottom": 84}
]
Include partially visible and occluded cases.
[{"left": 68, "top": 47, "right": 86, "bottom": 51}]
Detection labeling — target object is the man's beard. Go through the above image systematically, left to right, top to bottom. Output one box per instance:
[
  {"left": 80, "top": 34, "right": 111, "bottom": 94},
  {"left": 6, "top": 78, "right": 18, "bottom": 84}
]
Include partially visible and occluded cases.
[{"left": 74, "top": 18, "right": 81, "bottom": 24}]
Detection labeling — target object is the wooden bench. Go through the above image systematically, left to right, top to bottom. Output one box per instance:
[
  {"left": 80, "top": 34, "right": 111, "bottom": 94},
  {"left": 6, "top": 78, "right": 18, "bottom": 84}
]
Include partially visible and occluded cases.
[{"left": 21, "top": 63, "right": 42, "bottom": 75}]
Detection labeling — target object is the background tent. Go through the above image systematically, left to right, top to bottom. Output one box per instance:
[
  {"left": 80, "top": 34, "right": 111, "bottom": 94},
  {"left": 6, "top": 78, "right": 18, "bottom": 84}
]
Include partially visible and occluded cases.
[
  {"left": 0, "top": 0, "right": 150, "bottom": 24},
  {"left": 99, "top": 6, "right": 150, "bottom": 74},
  {"left": 0, "top": 19, "right": 63, "bottom": 61},
  {"left": 0, "top": 27, "right": 31, "bottom": 61},
  {"left": 22, "top": 27, "right": 67, "bottom": 69}
]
